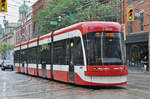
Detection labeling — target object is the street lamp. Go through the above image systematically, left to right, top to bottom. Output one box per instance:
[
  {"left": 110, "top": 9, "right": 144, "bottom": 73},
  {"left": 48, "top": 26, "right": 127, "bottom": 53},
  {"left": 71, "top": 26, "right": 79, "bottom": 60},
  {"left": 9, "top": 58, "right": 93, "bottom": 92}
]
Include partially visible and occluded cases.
[{"left": 58, "top": 16, "right": 62, "bottom": 22}]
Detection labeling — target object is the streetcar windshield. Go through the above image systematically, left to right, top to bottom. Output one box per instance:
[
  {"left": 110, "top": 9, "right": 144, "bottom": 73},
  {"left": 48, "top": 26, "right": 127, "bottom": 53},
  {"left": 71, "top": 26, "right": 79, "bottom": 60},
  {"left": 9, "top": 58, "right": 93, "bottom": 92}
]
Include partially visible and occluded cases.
[{"left": 83, "top": 32, "right": 124, "bottom": 65}]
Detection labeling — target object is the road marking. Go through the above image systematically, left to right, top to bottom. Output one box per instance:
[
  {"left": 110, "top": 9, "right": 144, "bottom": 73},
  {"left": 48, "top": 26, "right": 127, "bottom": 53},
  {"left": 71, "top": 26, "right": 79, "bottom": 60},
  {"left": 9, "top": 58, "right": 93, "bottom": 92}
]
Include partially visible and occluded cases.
[{"left": 2, "top": 73, "right": 7, "bottom": 99}]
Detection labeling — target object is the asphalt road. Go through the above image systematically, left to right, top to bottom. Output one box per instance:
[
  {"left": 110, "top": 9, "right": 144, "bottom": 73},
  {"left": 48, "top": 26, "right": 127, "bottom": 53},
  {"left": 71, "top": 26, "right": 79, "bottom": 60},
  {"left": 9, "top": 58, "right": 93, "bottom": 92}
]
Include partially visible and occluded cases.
[{"left": 0, "top": 70, "right": 150, "bottom": 99}]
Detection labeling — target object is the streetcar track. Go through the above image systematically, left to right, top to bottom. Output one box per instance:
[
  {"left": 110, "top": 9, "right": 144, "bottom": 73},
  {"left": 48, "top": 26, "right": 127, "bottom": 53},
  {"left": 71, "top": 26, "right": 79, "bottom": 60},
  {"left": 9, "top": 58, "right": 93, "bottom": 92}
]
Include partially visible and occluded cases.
[
  {"left": 1, "top": 71, "right": 149, "bottom": 99},
  {"left": 1, "top": 74, "right": 125, "bottom": 98},
  {"left": 0, "top": 85, "right": 126, "bottom": 98},
  {"left": 0, "top": 86, "right": 82, "bottom": 98}
]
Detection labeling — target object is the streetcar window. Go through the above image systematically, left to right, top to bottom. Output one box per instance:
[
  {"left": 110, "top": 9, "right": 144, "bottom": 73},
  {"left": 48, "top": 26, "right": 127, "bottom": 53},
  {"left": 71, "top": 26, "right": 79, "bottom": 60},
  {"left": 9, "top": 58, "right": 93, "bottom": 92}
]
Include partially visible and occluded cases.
[
  {"left": 83, "top": 32, "right": 124, "bottom": 65},
  {"left": 103, "top": 34, "right": 122, "bottom": 65},
  {"left": 74, "top": 37, "right": 84, "bottom": 65},
  {"left": 53, "top": 39, "right": 68, "bottom": 65},
  {"left": 40, "top": 44, "right": 51, "bottom": 64},
  {"left": 27, "top": 47, "right": 37, "bottom": 64},
  {"left": 20, "top": 49, "right": 27, "bottom": 63},
  {"left": 14, "top": 50, "right": 20, "bottom": 63}
]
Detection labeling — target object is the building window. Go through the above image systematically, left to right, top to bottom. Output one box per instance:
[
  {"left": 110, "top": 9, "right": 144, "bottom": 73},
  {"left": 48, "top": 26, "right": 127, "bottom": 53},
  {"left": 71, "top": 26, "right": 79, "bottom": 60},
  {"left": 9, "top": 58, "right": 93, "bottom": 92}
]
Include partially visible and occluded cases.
[
  {"left": 128, "top": 0, "right": 132, "bottom": 5},
  {"left": 138, "top": 0, "right": 144, "bottom": 3},
  {"left": 139, "top": 13, "right": 144, "bottom": 31},
  {"left": 128, "top": 22, "right": 132, "bottom": 33},
  {"left": 30, "top": 24, "right": 32, "bottom": 38}
]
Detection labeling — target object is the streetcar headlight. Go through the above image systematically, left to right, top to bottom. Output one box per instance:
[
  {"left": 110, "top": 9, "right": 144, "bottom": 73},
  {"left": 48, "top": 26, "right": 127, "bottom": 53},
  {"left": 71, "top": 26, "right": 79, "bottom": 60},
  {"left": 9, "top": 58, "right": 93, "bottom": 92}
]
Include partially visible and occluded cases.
[
  {"left": 93, "top": 67, "right": 97, "bottom": 70},
  {"left": 98, "top": 67, "right": 102, "bottom": 70}
]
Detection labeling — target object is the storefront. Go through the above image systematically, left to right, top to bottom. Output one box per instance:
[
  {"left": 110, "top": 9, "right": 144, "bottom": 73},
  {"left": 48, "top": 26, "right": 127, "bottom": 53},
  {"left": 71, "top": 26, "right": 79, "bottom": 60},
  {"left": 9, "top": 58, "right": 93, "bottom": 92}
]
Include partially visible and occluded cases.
[{"left": 126, "top": 32, "right": 149, "bottom": 72}]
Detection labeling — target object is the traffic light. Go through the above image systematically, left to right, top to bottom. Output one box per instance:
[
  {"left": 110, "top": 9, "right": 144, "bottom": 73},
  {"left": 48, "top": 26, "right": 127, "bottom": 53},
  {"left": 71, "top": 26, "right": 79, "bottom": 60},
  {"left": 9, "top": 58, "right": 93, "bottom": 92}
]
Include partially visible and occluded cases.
[
  {"left": 0, "top": 0, "right": 7, "bottom": 12},
  {"left": 127, "top": 8, "right": 134, "bottom": 21}
]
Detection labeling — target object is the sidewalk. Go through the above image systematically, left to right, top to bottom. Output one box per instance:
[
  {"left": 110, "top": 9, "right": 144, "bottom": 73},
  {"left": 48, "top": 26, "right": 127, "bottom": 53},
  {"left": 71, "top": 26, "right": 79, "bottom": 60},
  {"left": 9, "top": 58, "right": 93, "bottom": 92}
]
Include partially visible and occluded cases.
[{"left": 128, "top": 72, "right": 150, "bottom": 77}]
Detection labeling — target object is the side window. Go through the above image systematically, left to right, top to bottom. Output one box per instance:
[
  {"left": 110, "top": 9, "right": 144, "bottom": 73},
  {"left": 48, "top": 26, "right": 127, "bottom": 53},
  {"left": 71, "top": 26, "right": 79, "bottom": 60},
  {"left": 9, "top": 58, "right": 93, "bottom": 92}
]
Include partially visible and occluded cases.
[
  {"left": 128, "top": 0, "right": 132, "bottom": 5},
  {"left": 139, "top": 13, "right": 144, "bottom": 32},
  {"left": 128, "top": 21, "right": 132, "bottom": 33},
  {"left": 74, "top": 37, "right": 84, "bottom": 65},
  {"left": 54, "top": 40, "right": 67, "bottom": 65},
  {"left": 66, "top": 40, "right": 69, "bottom": 65},
  {"left": 40, "top": 44, "right": 51, "bottom": 64},
  {"left": 27, "top": 47, "right": 37, "bottom": 64},
  {"left": 26, "top": 48, "right": 30, "bottom": 64},
  {"left": 27, "top": 48, "right": 31, "bottom": 64},
  {"left": 20, "top": 49, "right": 26, "bottom": 63},
  {"left": 14, "top": 50, "right": 20, "bottom": 63}
]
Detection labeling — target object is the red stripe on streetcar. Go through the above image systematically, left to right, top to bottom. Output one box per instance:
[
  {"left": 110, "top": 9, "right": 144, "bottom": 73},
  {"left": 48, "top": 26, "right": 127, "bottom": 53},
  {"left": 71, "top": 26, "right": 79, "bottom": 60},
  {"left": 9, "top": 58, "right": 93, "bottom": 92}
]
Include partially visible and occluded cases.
[
  {"left": 39, "top": 33, "right": 51, "bottom": 40},
  {"left": 29, "top": 38, "right": 38, "bottom": 44},
  {"left": 85, "top": 65, "right": 128, "bottom": 76}
]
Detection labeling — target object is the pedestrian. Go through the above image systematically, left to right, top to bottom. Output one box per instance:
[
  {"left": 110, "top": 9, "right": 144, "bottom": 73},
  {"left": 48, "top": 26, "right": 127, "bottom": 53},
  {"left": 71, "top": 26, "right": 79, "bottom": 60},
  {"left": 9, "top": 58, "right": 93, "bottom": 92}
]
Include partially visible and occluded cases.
[{"left": 143, "top": 55, "right": 148, "bottom": 72}]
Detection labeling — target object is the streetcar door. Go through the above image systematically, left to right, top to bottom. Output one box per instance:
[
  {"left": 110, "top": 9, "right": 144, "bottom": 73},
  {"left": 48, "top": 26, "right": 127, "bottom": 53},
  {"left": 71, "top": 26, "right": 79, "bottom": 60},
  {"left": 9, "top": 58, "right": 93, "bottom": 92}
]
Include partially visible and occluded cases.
[
  {"left": 69, "top": 39, "right": 75, "bottom": 83},
  {"left": 21, "top": 50, "right": 25, "bottom": 73},
  {"left": 22, "top": 62, "right": 25, "bottom": 73},
  {"left": 42, "top": 62, "right": 46, "bottom": 78}
]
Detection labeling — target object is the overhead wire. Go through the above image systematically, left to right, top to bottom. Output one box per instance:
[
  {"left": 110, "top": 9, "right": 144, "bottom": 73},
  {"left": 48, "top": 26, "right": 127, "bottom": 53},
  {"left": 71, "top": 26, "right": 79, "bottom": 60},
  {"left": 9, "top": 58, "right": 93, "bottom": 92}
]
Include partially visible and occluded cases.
[
  {"left": 0, "top": 0, "right": 37, "bottom": 25},
  {"left": 11, "top": 0, "right": 22, "bottom": 5},
  {"left": 8, "top": 4, "right": 20, "bottom": 7},
  {"left": 8, "top": 5, "right": 19, "bottom": 8},
  {"left": 0, "top": 13, "right": 18, "bottom": 18}
]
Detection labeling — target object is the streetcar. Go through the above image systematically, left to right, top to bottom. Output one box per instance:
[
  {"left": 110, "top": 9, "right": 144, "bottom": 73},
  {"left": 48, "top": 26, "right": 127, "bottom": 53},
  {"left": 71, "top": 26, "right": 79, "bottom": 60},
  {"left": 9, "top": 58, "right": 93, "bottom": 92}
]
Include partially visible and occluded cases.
[{"left": 14, "top": 21, "right": 128, "bottom": 86}]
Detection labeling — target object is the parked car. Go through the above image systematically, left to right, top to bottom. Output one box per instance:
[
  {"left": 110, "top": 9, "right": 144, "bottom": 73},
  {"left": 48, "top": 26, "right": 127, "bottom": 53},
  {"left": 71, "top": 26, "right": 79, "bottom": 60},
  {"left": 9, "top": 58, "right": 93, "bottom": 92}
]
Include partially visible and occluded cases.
[
  {"left": 0, "top": 60, "right": 4, "bottom": 67},
  {"left": 1, "top": 60, "right": 14, "bottom": 71}
]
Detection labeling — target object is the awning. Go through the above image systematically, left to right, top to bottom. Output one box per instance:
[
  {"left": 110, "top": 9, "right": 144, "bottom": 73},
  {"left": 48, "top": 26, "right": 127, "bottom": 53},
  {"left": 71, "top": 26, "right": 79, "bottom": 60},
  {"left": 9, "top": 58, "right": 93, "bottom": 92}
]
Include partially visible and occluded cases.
[{"left": 126, "top": 32, "right": 149, "bottom": 44}]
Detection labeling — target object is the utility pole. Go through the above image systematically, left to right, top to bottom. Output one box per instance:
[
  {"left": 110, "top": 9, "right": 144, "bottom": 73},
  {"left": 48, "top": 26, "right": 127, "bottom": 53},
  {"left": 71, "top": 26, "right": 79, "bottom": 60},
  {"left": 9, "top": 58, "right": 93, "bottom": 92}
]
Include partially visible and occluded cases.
[
  {"left": 116, "top": 0, "right": 120, "bottom": 22},
  {"left": 148, "top": 0, "right": 150, "bottom": 72},
  {"left": 3, "top": 16, "right": 6, "bottom": 28}
]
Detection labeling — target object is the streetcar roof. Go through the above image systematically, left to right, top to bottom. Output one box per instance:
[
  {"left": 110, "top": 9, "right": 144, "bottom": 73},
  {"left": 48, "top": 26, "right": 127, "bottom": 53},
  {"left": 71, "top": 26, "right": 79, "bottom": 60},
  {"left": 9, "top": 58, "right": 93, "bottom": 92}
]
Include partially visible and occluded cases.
[
  {"left": 15, "top": 21, "right": 122, "bottom": 48},
  {"left": 53, "top": 21, "right": 122, "bottom": 35}
]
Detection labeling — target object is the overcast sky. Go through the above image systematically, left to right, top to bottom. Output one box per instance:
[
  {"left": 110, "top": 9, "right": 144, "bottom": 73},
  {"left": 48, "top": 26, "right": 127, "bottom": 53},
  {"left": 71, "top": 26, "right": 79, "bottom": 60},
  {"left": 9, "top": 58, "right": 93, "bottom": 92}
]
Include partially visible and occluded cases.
[{"left": 0, "top": 0, "right": 38, "bottom": 28}]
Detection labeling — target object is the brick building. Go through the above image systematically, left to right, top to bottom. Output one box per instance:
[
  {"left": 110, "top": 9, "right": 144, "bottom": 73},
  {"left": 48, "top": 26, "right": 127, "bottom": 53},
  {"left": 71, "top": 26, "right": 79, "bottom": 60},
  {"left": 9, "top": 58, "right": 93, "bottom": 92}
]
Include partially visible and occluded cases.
[
  {"left": 14, "top": 0, "right": 49, "bottom": 44},
  {"left": 32, "top": 0, "right": 48, "bottom": 35},
  {"left": 123, "top": 0, "right": 150, "bottom": 72},
  {"left": 14, "top": 2, "right": 33, "bottom": 45}
]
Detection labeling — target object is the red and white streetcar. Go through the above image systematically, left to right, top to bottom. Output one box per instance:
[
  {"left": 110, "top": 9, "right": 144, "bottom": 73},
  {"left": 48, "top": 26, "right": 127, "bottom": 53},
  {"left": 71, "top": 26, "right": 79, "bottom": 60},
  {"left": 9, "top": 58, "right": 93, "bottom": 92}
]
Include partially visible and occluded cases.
[{"left": 14, "top": 21, "right": 128, "bottom": 86}]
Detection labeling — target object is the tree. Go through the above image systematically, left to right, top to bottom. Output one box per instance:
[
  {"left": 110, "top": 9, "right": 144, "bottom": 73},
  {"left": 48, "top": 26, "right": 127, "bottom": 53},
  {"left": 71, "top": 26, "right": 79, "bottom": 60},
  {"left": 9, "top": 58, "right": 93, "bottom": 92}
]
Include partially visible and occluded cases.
[
  {"left": 34, "top": 0, "right": 120, "bottom": 36},
  {"left": 0, "top": 44, "right": 13, "bottom": 59}
]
